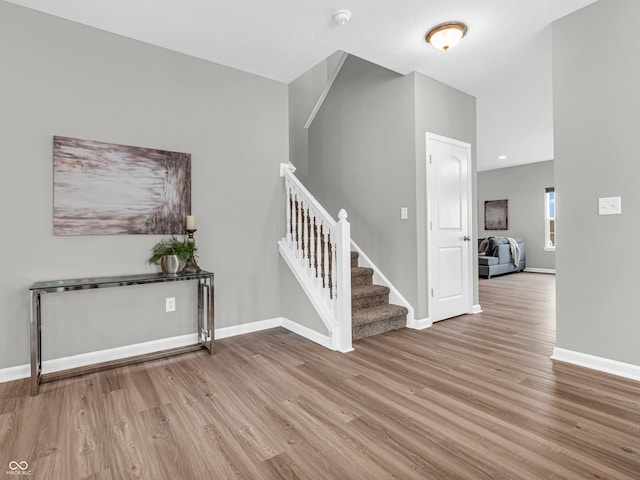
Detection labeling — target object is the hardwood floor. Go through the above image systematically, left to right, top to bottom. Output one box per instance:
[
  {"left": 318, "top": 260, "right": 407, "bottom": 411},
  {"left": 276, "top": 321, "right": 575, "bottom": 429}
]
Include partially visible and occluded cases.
[{"left": 1, "top": 273, "right": 638, "bottom": 479}]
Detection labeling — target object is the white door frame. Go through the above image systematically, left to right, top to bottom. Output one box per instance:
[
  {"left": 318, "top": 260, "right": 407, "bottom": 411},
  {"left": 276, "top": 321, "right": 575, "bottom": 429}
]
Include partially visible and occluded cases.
[{"left": 426, "top": 132, "right": 474, "bottom": 322}]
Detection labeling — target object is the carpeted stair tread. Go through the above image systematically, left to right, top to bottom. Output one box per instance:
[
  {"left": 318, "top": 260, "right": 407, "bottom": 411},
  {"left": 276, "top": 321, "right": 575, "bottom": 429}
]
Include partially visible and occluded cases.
[
  {"left": 351, "top": 251, "right": 359, "bottom": 268},
  {"left": 351, "top": 266, "right": 373, "bottom": 286},
  {"left": 351, "top": 284, "right": 389, "bottom": 299},
  {"left": 351, "top": 284, "right": 390, "bottom": 309},
  {"left": 352, "top": 303, "right": 409, "bottom": 328}
]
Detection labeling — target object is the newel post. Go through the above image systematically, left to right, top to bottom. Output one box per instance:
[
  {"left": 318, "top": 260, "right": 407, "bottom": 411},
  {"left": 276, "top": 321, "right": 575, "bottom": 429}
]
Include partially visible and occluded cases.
[{"left": 334, "top": 209, "right": 353, "bottom": 352}]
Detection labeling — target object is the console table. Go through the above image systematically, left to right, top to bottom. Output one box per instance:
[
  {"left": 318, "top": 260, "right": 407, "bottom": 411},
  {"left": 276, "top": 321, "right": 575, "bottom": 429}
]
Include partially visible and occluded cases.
[{"left": 29, "top": 270, "right": 214, "bottom": 395}]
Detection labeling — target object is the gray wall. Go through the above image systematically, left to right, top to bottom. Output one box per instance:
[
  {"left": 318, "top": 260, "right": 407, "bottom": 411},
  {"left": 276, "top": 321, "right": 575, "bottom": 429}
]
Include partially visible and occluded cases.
[
  {"left": 553, "top": 0, "right": 640, "bottom": 366},
  {"left": 0, "top": 2, "right": 289, "bottom": 369},
  {"left": 288, "top": 52, "right": 345, "bottom": 185},
  {"left": 307, "top": 56, "right": 477, "bottom": 320},
  {"left": 307, "top": 56, "right": 417, "bottom": 310},
  {"left": 288, "top": 60, "right": 328, "bottom": 184},
  {"left": 477, "top": 160, "right": 555, "bottom": 271},
  {"left": 279, "top": 260, "right": 329, "bottom": 335}
]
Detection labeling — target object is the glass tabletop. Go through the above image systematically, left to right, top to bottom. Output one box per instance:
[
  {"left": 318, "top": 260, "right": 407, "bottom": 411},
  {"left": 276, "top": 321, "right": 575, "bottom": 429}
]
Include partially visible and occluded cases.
[{"left": 30, "top": 270, "right": 213, "bottom": 292}]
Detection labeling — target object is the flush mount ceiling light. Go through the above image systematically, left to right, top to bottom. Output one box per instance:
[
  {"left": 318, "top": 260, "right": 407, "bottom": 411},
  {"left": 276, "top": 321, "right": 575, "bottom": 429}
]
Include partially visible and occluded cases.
[
  {"left": 333, "top": 9, "right": 351, "bottom": 26},
  {"left": 426, "top": 21, "right": 467, "bottom": 51}
]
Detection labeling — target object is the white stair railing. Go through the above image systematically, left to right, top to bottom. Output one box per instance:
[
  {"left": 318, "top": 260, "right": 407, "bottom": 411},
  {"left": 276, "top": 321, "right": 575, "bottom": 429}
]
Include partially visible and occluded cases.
[{"left": 279, "top": 163, "right": 352, "bottom": 352}]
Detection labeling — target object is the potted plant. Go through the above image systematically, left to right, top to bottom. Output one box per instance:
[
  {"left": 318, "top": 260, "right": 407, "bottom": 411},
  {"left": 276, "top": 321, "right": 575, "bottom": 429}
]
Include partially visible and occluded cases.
[{"left": 148, "top": 236, "right": 197, "bottom": 274}]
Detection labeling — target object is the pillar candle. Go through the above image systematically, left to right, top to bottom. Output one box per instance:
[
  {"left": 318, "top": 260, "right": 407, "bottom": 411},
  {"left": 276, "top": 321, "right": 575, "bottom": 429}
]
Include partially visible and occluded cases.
[{"left": 186, "top": 215, "right": 196, "bottom": 230}]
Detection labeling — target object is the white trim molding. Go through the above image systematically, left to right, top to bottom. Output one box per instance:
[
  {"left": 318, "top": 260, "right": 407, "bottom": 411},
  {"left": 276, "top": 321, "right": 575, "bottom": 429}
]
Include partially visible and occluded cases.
[
  {"left": 304, "top": 51, "right": 348, "bottom": 129},
  {"left": 524, "top": 268, "right": 556, "bottom": 274},
  {"left": 471, "top": 304, "right": 482, "bottom": 314},
  {"left": 215, "top": 317, "right": 335, "bottom": 350},
  {"left": 410, "top": 317, "right": 433, "bottom": 330},
  {"left": 0, "top": 318, "right": 337, "bottom": 384},
  {"left": 215, "top": 318, "right": 282, "bottom": 339},
  {"left": 281, "top": 319, "right": 334, "bottom": 350},
  {"left": 0, "top": 333, "right": 198, "bottom": 383},
  {"left": 43, "top": 333, "right": 199, "bottom": 374},
  {"left": 551, "top": 347, "right": 640, "bottom": 382},
  {"left": 0, "top": 364, "right": 30, "bottom": 384}
]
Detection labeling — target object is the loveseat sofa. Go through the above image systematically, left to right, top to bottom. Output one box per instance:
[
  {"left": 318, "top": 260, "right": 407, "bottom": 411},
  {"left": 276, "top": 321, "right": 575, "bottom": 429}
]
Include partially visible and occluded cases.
[{"left": 478, "top": 237, "right": 526, "bottom": 278}]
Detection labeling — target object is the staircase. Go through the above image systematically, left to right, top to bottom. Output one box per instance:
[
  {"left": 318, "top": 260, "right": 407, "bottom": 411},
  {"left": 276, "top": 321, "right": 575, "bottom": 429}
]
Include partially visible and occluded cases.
[
  {"left": 279, "top": 162, "right": 412, "bottom": 351},
  {"left": 351, "top": 251, "right": 408, "bottom": 340}
]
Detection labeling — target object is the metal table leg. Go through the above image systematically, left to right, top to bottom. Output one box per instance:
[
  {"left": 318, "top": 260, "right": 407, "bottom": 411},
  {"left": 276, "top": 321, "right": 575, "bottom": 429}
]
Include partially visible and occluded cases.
[
  {"left": 207, "top": 275, "right": 214, "bottom": 354},
  {"left": 198, "top": 276, "right": 214, "bottom": 354},
  {"left": 30, "top": 290, "right": 42, "bottom": 396}
]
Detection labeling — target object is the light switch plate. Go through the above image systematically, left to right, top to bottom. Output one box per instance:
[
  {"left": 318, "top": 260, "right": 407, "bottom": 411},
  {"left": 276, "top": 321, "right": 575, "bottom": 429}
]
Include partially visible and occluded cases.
[
  {"left": 598, "top": 196, "right": 621, "bottom": 215},
  {"left": 401, "top": 207, "right": 408, "bottom": 220}
]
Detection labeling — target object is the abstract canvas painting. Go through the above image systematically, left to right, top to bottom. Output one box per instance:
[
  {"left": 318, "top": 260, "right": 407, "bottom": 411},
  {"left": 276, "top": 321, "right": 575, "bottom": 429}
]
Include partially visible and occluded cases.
[
  {"left": 53, "top": 136, "right": 191, "bottom": 235},
  {"left": 484, "top": 199, "right": 508, "bottom": 230}
]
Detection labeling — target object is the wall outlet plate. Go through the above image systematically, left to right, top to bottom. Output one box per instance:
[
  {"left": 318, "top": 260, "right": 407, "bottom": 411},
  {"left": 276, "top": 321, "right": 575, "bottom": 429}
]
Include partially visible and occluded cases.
[{"left": 166, "top": 297, "right": 176, "bottom": 312}]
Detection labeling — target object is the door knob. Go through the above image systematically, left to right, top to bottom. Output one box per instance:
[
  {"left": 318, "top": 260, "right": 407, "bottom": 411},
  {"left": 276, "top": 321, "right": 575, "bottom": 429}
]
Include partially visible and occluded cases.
[{"left": 463, "top": 235, "right": 471, "bottom": 241}]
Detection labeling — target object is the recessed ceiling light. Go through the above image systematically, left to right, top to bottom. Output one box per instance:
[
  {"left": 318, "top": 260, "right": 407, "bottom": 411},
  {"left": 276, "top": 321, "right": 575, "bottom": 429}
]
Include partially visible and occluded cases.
[
  {"left": 426, "top": 21, "right": 467, "bottom": 51},
  {"left": 498, "top": 155, "right": 508, "bottom": 160}
]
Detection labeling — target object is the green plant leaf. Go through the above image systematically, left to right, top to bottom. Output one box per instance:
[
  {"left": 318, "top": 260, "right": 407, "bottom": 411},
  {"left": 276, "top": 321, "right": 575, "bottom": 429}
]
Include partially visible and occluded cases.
[{"left": 148, "top": 236, "right": 197, "bottom": 264}]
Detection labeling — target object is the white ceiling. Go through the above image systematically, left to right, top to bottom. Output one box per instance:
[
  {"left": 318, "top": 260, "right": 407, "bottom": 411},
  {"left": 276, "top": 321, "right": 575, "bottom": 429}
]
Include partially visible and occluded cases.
[{"left": 7, "top": 0, "right": 598, "bottom": 171}]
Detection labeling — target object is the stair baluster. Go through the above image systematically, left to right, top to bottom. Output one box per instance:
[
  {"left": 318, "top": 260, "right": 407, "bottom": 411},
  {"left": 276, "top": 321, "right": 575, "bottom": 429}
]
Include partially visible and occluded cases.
[
  {"left": 285, "top": 182, "right": 293, "bottom": 246},
  {"left": 296, "top": 195, "right": 302, "bottom": 259},
  {"left": 303, "top": 202, "right": 310, "bottom": 269},
  {"left": 309, "top": 215, "right": 317, "bottom": 277},
  {"left": 315, "top": 218, "right": 322, "bottom": 287},
  {"left": 323, "top": 227, "right": 330, "bottom": 300},
  {"left": 331, "top": 239, "right": 337, "bottom": 301}
]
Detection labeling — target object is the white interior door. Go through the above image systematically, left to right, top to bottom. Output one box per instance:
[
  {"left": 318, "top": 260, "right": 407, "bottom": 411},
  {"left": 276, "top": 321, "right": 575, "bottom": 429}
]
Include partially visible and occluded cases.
[{"left": 427, "top": 133, "right": 472, "bottom": 322}]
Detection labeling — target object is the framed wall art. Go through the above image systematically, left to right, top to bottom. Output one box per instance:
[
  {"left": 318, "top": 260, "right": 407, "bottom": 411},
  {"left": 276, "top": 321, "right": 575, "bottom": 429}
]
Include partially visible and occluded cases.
[
  {"left": 53, "top": 136, "right": 191, "bottom": 235},
  {"left": 484, "top": 199, "right": 508, "bottom": 230}
]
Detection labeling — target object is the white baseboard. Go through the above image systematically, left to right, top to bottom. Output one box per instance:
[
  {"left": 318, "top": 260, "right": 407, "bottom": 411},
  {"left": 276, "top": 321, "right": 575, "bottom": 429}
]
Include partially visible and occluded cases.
[
  {"left": 524, "top": 268, "right": 556, "bottom": 274},
  {"left": 412, "top": 306, "right": 481, "bottom": 328},
  {"left": 215, "top": 317, "right": 335, "bottom": 349},
  {"left": 407, "top": 317, "right": 432, "bottom": 330},
  {"left": 0, "top": 318, "right": 336, "bottom": 384},
  {"left": 214, "top": 318, "right": 283, "bottom": 339},
  {"left": 281, "top": 319, "right": 335, "bottom": 350},
  {"left": 0, "top": 333, "right": 198, "bottom": 383},
  {"left": 43, "top": 333, "right": 199, "bottom": 374},
  {"left": 551, "top": 347, "right": 640, "bottom": 382},
  {"left": 0, "top": 364, "right": 30, "bottom": 384}
]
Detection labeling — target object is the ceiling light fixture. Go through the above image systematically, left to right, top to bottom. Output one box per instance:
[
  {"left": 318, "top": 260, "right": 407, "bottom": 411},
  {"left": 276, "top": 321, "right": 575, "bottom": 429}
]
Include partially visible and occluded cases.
[
  {"left": 333, "top": 9, "right": 351, "bottom": 26},
  {"left": 426, "top": 21, "right": 467, "bottom": 51},
  {"left": 498, "top": 155, "right": 508, "bottom": 160}
]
